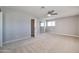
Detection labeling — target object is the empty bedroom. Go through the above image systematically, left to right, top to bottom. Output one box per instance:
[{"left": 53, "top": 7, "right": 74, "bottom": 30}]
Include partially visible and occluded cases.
[{"left": 0, "top": 6, "right": 79, "bottom": 53}]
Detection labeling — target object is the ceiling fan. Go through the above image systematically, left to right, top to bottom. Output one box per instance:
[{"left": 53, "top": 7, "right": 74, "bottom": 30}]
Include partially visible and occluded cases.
[
  {"left": 41, "top": 6, "right": 58, "bottom": 17},
  {"left": 47, "top": 10, "right": 58, "bottom": 16}
]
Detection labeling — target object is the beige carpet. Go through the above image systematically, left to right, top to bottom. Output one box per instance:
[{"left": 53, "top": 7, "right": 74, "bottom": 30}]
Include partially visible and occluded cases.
[{"left": 0, "top": 33, "right": 79, "bottom": 53}]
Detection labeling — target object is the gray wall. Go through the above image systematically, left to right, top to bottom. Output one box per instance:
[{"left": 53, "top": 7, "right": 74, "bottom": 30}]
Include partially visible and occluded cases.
[
  {"left": 2, "top": 8, "right": 32, "bottom": 43},
  {"left": 0, "top": 12, "right": 3, "bottom": 47},
  {"left": 46, "top": 15, "right": 79, "bottom": 36},
  {"left": 77, "top": 16, "right": 79, "bottom": 35}
]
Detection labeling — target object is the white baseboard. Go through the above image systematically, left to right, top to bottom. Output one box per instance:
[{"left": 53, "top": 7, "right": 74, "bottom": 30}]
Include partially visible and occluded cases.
[
  {"left": 47, "top": 32, "right": 79, "bottom": 37},
  {"left": 53, "top": 33, "right": 79, "bottom": 38},
  {"left": 3, "top": 36, "right": 31, "bottom": 44}
]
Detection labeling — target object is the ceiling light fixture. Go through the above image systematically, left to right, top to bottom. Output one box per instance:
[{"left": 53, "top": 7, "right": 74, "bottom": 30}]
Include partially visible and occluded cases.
[{"left": 47, "top": 14, "right": 51, "bottom": 17}]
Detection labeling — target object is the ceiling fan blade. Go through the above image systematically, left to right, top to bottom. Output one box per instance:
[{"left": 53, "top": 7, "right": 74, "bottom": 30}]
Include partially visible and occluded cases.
[
  {"left": 47, "top": 10, "right": 58, "bottom": 16},
  {"left": 51, "top": 10, "right": 55, "bottom": 12},
  {"left": 48, "top": 11, "right": 51, "bottom": 14},
  {"left": 51, "top": 13, "right": 58, "bottom": 15}
]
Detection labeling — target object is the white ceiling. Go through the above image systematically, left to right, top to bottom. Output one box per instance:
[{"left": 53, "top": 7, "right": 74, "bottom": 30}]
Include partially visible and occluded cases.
[{"left": 1, "top": 6, "right": 79, "bottom": 19}]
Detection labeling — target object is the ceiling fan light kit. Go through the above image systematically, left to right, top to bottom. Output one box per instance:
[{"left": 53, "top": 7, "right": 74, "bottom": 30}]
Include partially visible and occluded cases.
[{"left": 47, "top": 14, "right": 51, "bottom": 16}]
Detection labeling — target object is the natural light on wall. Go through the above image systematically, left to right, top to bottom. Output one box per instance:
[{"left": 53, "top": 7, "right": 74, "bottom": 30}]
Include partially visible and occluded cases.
[{"left": 47, "top": 21, "right": 56, "bottom": 26}]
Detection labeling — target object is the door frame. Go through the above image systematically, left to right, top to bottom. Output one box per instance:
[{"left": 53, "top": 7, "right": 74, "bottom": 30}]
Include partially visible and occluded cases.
[{"left": 31, "top": 19, "right": 35, "bottom": 37}]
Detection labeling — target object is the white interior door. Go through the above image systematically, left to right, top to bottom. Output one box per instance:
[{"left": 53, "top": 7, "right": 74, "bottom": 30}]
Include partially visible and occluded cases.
[{"left": 0, "top": 12, "right": 3, "bottom": 47}]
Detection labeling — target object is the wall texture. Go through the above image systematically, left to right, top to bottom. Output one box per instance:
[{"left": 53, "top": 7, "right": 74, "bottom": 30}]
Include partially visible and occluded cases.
[
  {"left": 2, "top": 8, "right": 32, "bottom": 43},
  {"left": 46, "top": 15, "right": 79, "bottom": 36}
]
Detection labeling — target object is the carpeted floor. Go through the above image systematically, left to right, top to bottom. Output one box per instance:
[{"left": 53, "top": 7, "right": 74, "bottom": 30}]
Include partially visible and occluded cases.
[{"left": 0, "top": 33, "right": 79, "bottom": 53}]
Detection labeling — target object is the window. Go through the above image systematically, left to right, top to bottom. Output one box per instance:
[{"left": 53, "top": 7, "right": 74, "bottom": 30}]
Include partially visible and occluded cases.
[
  {"left": 47, "top": 21, "right": 56, "bottom": 26},
  {"left": 40, "top": 22, "right": 44, "bottom": 27}
]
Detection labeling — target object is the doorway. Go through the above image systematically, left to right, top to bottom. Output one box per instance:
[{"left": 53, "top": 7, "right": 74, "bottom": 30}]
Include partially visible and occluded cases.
[{"left": 31, "top": 19, "right": 35, "bottom": 37}]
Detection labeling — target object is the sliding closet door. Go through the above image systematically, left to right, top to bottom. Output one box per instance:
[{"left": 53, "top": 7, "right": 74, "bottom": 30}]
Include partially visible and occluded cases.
[{"left": 0, "top": 12, "right": 3, "bottom": 47}]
